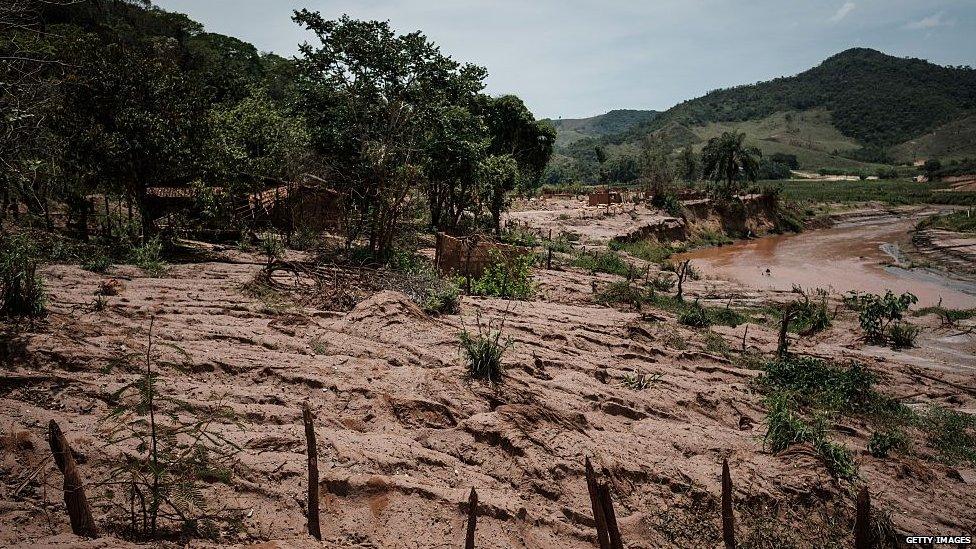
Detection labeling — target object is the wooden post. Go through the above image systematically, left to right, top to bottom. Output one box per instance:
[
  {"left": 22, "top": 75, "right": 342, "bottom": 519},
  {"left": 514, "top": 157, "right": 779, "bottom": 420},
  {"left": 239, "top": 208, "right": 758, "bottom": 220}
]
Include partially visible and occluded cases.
[
  {"left": 546, "top": 229, "right": 553, "bottom": 270},
  {"left": 776, "top": 305, "right": 796, "bottom": 358},
  {"left": 741, "top": 324, "right": 749, "bottom": 352},
  {"left": 303, "top": 404, "right": 321, "bottom": 540},
  {"left": 48, "top": 420, "right": 98, "bottom": 538},
  {"left": 584, "top": 458, "right": 610, "bottom": 549},
  {"left": 721, "top": 459, "right": 735, "bottom": 549},
  {"left": 599, "top": 467, "right": 623, "bottom": 549},
  {"left": 854, "top": 486, "right": 870, "bottom": 549},
  {"left": 465, "top": 487, "right": 478, "bottom": 549}
]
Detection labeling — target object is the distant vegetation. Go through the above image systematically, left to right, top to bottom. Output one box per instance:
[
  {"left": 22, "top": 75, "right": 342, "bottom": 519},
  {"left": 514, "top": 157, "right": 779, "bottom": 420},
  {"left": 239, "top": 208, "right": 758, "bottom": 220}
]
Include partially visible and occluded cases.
[{"left": 546, "top": 48, "right": 976, "bottom": 185}]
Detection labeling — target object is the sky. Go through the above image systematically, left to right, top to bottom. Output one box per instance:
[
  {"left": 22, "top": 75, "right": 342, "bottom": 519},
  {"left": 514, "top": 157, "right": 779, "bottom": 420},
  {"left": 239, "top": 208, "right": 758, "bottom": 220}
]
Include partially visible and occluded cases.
[{"left": 154, "top": 0, "right": 976, "bottom": 120}]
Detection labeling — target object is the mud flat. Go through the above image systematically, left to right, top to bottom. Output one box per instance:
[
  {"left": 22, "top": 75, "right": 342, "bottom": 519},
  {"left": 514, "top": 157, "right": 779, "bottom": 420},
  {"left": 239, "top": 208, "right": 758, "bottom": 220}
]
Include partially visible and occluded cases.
[{"left": 1, "top": 226, "right": 975, "bottom": 546}]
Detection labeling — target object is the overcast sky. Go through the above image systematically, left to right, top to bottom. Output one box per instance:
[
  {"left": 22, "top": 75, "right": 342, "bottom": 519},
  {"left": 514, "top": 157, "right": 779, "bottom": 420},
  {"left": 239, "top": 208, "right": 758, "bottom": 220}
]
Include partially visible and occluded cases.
[{"left": 154, "top": 0, "right": 976, "bottom": 120}]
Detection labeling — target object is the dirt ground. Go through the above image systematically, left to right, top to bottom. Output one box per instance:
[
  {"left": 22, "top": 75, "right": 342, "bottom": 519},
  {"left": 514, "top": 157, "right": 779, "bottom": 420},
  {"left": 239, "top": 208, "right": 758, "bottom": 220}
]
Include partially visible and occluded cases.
[{"left": 2, "top": 206, "right": 976, "bottom": 547}]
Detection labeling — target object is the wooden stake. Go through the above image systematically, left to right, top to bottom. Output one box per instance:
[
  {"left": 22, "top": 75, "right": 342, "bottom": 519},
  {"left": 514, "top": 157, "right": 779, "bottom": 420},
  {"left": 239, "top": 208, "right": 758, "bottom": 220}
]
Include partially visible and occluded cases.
[
  {"left": 303, "top": 404, "right": 321, "bottom": 540},
  {"left": 48, "top": 420, "right": 98, "bottom": 538},
  {"left": 584, "top": 458, "right": 610, "bottom": 549},
  {"left": 721, "top": 459, "right": 735, "bottom": 549},
  {"left": 599, "top": 467, "right": 623, "bottom": 549},
  {"left": 854, "top": 486, "right": 870, "bottom": 549},
  {"left": 465, "top": 487, "right": 478, "bottom": 549}
]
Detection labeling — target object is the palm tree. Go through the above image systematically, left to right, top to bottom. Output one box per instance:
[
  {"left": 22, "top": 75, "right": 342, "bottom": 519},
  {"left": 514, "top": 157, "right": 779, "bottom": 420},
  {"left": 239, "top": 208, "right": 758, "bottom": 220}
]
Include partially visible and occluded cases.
[{"left": 700, "top": 131, "right": 761, "bottom": 198}]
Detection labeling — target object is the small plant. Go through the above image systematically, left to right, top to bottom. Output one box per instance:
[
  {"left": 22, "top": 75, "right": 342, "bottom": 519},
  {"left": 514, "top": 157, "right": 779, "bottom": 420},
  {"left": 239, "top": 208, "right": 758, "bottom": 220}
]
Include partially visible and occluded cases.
[
  {"left": 259, "top": 232, "right": 284, "bottom": 269},
  {"left": 0, "top": 233, "right": 46, "bottom": 317},
  {"left": 131, "top": 238, "right": 167, "bottom": 277},
  {"left": 470, "top": 249, "right": 534, "bottom": 300},
  {"left": 571, "top": 249, "right": 631, "bottom": 277},
  {"left": 83, "top": 251, "right": 113, "bottom": 273},
  {"left": 649, "top": 272, "right": 676, "bottom": 292},
  {"left": 423, "top": 277, "right": 461, "bottom": 315},
  {"left": 595, "top": 281, "right": 649, "bottom": 309},
  {"left": 789, "top": 286, "right": 832, "bottom": 335},
  {"left": 844, "top": 290, "right": 917, "bottom": 344},
  {"left": 92, "top": 295, "right": 108, "bottom": 312},
  {"left": 678, "top": 301, "right": 710, "bottom": 328},
  {"left": 459, "top": 315, "right": 510, "bottom": 383},
  {"left": 101, "top": 320, "right": 243, "bottom": 539},
  {"left": 887, "top": 321, "right": 920, "bottom": 349},
  {"left": 701, "top": 330, "right": 730, "bottom": 356},
  {"left": 622, "top": 370, "right": 662, "bottom": 390},
  {"left": 763, "top": 392, "right": 858, "bottom": 480},
  {"left": 922, "top": 407, "right": 976, "bottom": 465},
  {"left": 868, "top": 428, "right": 909, "bottom": 458}
]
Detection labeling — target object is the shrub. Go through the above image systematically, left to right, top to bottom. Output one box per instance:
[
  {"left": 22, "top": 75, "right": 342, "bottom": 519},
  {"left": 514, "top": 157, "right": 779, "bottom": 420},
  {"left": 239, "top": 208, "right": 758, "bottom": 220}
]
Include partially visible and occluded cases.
[
  {"left": 651, "top": 192, "right": 683, "bottom": 217},
  {"left": 0, "top": 233, "right": 46, "bottom": 318},
  {"left": 131, "top": 238, "right": 167, "bottom": 277},
  {"left": 610, "top": 239, "right": 678, "bottom": 265},
  {"left": 470, "top": 249, "right": 534, "bottom": 299},
  {"left": 571, "top": 249, "right": 631, "bottom": 277},
  {"left": 82, "top": 252, "right": 112, "bottom": 273},
  {"left": 649, "top": 272, "right": 675, "bottom": 292},
  {"left": 423, "top": 277, "right": 461, "bottom": 315},
  {"left": 595, "top": 281, "right": 649, "bottom": 308},
  {"left": 789, "top": 286, "right": 832, "bottom": 335},
  {"left": 845, "top": 290, "right": 918, "bottom": 344},
  {"left": 678, "top": 302, "right": 710, "bottom": 328},
  {"left": 707, "top": 306, "right": 745, "bottom": 327},
  {"left": 887, "top": 321, "right": 920, "bottom": 349},
  {"left": 459, "top": 322, "right": 509, "bottom": 382},
  {"left": 760, "top": 355, "right": 877, "bottom": 413},
  {"left": 764, "top": 392, "right": 858, "bottom": 480},
  {"left": 868, "top": 428, "right": 909, "bottom": 458}
]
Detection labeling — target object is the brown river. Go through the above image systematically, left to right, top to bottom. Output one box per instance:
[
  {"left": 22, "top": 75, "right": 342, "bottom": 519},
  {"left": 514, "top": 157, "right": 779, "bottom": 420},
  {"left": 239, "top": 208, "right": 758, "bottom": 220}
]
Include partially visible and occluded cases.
[{"left": 678, "top": 213, "right": 976, "bottom": 308}]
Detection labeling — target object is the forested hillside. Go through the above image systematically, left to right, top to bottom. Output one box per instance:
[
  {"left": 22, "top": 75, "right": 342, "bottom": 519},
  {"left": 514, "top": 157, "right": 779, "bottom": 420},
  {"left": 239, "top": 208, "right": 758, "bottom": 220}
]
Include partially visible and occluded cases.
[
  {"left": 547, "top": 48, "right": 976, "bottom": 184},
  {"left": 544, "top": 109, "right": 658, "bottom": 147}
]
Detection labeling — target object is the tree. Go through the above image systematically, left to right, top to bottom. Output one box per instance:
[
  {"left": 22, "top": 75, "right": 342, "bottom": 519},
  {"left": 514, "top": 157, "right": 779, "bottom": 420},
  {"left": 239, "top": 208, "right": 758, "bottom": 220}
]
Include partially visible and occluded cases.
[
  {"left": 293, "top": 12, "right": 487, "bottom": 258},
  {"left": 206, "top": 88, "right": 310, "bottom": 197},
  {"left": 482, "top": 95, "right": 554, "bottom": 193},
  {"left": 425, "top": 106, "right": 487, "bottom": 232},
  {"left": 700, "top": 131, "right": 761, "bottom": 198},
  {"left": 639, "top": 135, "right": 674, "bottom": 197},
  {"left": 677, "top": 145, "right": 699, "bottom": 182},
  {"left": 478, "top": 154, "right": 518, "bottom": 236}
]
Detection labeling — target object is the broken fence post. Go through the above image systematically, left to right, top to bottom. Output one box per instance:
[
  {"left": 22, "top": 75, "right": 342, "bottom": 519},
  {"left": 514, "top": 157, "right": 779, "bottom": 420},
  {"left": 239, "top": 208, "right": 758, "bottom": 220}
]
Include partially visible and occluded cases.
[
  {"left": 303, "top": 404, "right": 321, "bottom": 540},
  {"left": 48, "top": 419, "right": 98, "bottom": 538},
  {"left": 584, "top": 458, "right": 611, "bottom": 549},
  {"left": 722, "top": 459, "right": 735, "bottom": 549},
  {"left": 599, "top": 467, "right": 623, "bottom": 549},
  {"left": 855, "top": 486, "right": 870, "bottom": 549},
  {"left": 465, "top": 487, "right": 478, "bottom": 549}
]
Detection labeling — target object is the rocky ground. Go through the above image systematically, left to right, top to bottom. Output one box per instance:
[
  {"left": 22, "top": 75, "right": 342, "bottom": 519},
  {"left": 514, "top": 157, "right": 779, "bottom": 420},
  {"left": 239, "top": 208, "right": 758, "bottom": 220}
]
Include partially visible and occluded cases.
[{"left": 2, "top": 204, "right": 975, "bottom": 548}]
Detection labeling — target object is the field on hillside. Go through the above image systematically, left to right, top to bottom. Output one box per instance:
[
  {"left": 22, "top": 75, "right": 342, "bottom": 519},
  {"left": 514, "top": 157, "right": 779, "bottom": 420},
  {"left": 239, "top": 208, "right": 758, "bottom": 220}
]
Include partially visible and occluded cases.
[
  {"left": 689, "top": 109, "right": 890, "bottom": 172},
  {"left": 771, "top": 178, "right": 976, "bottom": 205}
]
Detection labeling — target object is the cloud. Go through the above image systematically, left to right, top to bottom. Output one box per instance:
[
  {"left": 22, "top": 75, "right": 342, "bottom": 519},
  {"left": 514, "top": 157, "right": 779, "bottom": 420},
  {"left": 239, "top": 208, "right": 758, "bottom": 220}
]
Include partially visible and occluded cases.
[
  {"left": 829, "top": 2, "right": 856, "bottom": 22},
  {"left": 905, "top": 11, "right": 954, "bottom": 30}
]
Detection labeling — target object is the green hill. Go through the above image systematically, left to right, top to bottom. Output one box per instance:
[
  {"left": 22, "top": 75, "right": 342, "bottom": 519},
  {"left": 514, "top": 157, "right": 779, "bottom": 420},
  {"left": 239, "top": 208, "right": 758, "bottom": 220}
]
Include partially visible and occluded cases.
[
  {"left": 548, "top": 48, "right": 976, "bottom": 184},
  {"left": 545, "top": 109, "right": 659, "bottom": 147}
]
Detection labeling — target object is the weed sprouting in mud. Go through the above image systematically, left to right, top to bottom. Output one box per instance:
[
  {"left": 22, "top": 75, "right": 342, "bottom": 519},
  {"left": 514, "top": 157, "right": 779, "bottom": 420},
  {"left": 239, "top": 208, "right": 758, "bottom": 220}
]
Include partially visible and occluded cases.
[
  {"left": 0, "top": 233, "right": 46, "bottom": 318},
  {"left": 130, "top": 238, "right": 167, "bottom": 277},
  {"left": 572, "top": 248, "right": 631, "bottom": 277},
  {"left": 469, "top": 249, "right": 534, "bottom": 299},
  {"left": 678, "top": 301, "right": 711, "bottom": 328},
  {"left": 459, "top": 313, "right": 511, "bottom": 382},
  {"left": 100, "top": 319, "right": 244, "bottom": 541},
  {"left": 621, "top": 370, "right": 662, "bottom": 390},
  {"left": 763, "top": 392, "right": 858, "bottom": 480},
  {"left": 922, "top": 407, "right": 976, "bottom": 465},
  {"left": 868, "top": 428, "right": 909, "bottom": 458}
]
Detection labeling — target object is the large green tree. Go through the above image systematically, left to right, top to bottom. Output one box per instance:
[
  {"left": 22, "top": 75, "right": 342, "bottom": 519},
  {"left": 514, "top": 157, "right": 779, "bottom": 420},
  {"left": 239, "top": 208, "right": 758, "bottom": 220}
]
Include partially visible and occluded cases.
[{"left": 293, "top": 12, "right": 488, "bottom": 257}]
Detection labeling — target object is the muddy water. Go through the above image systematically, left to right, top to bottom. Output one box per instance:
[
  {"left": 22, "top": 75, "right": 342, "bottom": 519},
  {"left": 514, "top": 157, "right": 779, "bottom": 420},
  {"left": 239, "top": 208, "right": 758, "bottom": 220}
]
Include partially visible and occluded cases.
[{"left": 678, "top": 215, "right": 976, "bottom": 308}]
